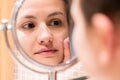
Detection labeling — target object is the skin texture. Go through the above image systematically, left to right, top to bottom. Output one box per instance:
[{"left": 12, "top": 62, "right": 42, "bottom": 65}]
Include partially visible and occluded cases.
[
  {"left": 16, "top": 0, "right": 70, "bottom": 65},
  {"left": 71, "top": 0, "right": 120, "bottom": 80}
]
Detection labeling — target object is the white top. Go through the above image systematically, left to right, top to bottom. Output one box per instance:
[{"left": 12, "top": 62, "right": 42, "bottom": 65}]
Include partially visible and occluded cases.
[{"left": 14, "top": 61, "right": 87, "bottom": 80}]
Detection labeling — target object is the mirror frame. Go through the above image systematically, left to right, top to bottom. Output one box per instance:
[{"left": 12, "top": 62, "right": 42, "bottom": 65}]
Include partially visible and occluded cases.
[{"left": 2, "top": 0, "right": 77, "bottom": 73}]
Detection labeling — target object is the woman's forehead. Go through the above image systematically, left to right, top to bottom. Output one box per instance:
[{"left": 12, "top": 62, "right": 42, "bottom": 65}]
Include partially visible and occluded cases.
[
  {"left": 18, "top": 0, "right": 65, "bottom": 14},
  {"left": 20, "top": 0, "right": 66, "bottom": 11},
  {"left": 23, "top": 0, "right": 64, "bottom": 5}
]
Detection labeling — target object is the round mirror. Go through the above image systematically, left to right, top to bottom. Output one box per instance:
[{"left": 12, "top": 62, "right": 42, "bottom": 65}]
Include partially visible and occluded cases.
[
  {"left": 2, "top": 0, "right": 77, "bottom": 80},
  {"left": 16, "top": 0, "right": 72, "bottom": 66}
]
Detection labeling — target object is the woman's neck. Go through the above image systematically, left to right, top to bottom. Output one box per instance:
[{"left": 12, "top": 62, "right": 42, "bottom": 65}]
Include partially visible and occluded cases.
[{"left": 87, "top": 75, "right": 120, "bottom": 80}]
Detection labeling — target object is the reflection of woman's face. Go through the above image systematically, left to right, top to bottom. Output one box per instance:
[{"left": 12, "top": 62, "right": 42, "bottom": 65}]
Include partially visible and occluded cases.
[{"left": 16, "top": 0, "right": 68, "bottom": 65}]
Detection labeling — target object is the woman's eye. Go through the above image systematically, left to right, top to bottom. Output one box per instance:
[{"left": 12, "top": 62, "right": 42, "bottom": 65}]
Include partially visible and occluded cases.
[
  {"left": 50, "top": 19, "right": 62, "bottom": 26},
  {"left": 23, "top": 22, "right": 35, "bottom": 29}
]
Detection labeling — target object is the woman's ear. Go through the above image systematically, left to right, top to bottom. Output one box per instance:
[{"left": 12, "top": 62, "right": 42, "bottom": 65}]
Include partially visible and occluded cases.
[{"left": 91, "top": 13, "right": 115, "bottom": 66}]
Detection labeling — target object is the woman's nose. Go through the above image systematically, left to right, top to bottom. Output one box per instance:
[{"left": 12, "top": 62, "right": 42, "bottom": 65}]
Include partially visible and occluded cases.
[{"left": 37, "top": 26, "right": 53, "bottom": 45}]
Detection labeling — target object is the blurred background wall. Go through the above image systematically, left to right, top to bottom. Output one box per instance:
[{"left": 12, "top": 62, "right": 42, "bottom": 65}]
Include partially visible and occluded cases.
[{"left": 0, "top": 0, "right": 15, "bottom": 80}]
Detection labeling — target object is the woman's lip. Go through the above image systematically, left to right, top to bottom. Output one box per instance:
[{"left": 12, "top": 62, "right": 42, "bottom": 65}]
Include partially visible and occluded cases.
[{"left": 34, "top": 49, "right": 58, "bottom": 55}]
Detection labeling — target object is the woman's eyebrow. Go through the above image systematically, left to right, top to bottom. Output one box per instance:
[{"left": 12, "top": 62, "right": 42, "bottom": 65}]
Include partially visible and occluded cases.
[
  {"left": 18, "top": 12, "right": 63, "bottom": 21},
  {"left": 48, "top": 12, "right": 64, "bottom": 17},
  {"left": 16, "top": 15, "right": 36, "bottom": 24},
  {"left": 23, "top": 15, "right": 36, "bottom": 19}
]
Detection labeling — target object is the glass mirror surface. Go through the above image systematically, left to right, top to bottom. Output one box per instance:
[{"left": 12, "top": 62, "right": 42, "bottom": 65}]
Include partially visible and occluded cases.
[
  {"left": 10, "top": 0, "right": 76, "bottom": 71},
  {"left": 16, "top": 0, "right": 70, "bottom": 66}
]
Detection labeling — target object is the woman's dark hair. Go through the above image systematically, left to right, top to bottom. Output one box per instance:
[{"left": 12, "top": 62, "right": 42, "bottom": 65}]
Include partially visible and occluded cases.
[
  {"left": 63, "top": 0, "right": 70, "bottom": 24},
  {"left": 81, "top": 0, "right": 120, "bottom": 24}
]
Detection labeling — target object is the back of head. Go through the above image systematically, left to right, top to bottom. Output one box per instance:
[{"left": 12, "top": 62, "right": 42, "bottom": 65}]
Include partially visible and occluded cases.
[{"left": 81, "top": 0, "right": 120, "bottom": 24}]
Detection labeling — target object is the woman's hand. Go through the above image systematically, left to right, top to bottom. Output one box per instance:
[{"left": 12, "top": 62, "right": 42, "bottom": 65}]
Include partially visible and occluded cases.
[{"left": 63, "top": 38, "right": 71, "bottom": 62}]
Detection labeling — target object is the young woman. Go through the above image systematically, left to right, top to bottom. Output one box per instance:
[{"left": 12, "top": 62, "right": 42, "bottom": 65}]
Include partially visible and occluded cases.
[
  {"left": 16, "top": 0, "right": 70, "bottom": 65},
  {"left": 71, "top": 0, "right": 120, "bottom": 80}
]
